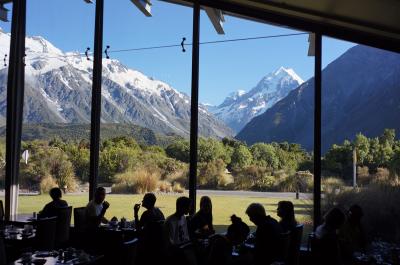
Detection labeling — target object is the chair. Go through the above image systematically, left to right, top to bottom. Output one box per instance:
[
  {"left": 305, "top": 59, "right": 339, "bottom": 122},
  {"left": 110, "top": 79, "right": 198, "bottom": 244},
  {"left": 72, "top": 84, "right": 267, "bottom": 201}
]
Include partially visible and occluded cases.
[
  {"left": 0, "top": 200, "right": 4, "bottom": 222},
  {"left": 55, "top": 206, "right": 72, "bottom": 248},
  {"left": 73, "top": 207, "right": 87, "bottom": 230},
  {"left": 35, "top": 216, "right": 57, "bottom": 251},
  {"left": 287, "top": 224, "right": 304, "bottom": 265},
  {"left": 279, "top": 231, "right": 291, "bottom": 263},
  {"left": 0, "top": 236, "right": 6, "bottom": 265},
  {"left": 120, "top": 238, "right": 139, "bottom": 265}
]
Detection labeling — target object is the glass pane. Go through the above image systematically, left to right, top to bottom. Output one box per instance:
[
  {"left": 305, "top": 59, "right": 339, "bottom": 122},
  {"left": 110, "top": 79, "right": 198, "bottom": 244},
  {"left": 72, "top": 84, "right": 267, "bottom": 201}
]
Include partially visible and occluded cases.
[
  {"left": 18, "top": 0, "right": 95, "bottom": 218},
  {"left": 99, "top": 1, "right": 193, "bottom": 221},
  {"left": 0, "top": 2, "right": 12, "bottom": 205},
  {"left": 198, "top": 12, "right": 314, "bottom": 244},
  {"left": 321, "top": 36, "right": 400, "bottom": 261}
]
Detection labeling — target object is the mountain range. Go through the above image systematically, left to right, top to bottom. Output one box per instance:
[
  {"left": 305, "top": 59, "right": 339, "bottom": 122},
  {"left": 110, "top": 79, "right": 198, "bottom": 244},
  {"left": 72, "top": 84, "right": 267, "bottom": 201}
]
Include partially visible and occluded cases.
[
  {"left": 0, "top": 29, "right": 233, "bottom": 139},
  {"left": 237, "top": 45, "right": 400, "bottom": 152},
  {"left": 208, "top": 67, "right": 303, "bottom": 132}
]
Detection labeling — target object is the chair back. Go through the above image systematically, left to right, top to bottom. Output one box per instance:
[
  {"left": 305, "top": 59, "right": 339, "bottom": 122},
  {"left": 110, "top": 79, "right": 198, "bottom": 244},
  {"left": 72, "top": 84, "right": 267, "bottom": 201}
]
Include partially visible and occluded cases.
[
  {"left": 0, "top": 200, "right": 4, "bottom": 222},
  {"left": 55, "top": 206, "right": 72, "bottom": 247},
  {"left": 73, "top": 207, "right": 87, "bottom": 230},
  {"left": 35, "top": 216, "right": 57, "bottom": 251},
  {"left": 287, "top": 224, "right": 304, "bottom": 265},
  {"left": 280, "top": 231, "right": 291, "bottom": 262},
  {"left": 0, "top": 236, "right": 6, "bottom": 265},
  {"left": 121, "top": 238, "right": 139, "bottom": 265}
]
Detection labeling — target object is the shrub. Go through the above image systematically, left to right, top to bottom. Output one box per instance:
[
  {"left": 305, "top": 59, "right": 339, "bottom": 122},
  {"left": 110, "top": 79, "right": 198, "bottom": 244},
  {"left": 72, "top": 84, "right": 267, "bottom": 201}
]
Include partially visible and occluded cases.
[
  {"left": 198, "top": 159, "right": 228, "bottom": 189},
  {"left": 166, "top": 166, "right": 188, "bottom": 188},
  {"left": 357, "top": 166, "right": 371, "bottom": 186},
  {"left": 373, "top": 167, "right": 390, "bottom": 183},
  {"left": 112, "top": 168, "right": 158, "bottom": 194},
  {"left": 279, "top": 171, "right": 313, "bottom": 192},
  {"left": 217, "top": 172, "right": 234, "bottom": 188},
  {"left": 40, "top": 175, "right": 58, "bottom": 194},
  {"left": 253, "top": 175, "right": 278, "bottom": 191},
  {"left": 322, "top": 177, "right": 345, "bottom": 193},
  {"left": 158, "top": 180, "right": 172, "bottom": 193},
  {"left": 172, "top": 182, "right": 184, "bottom": 193},
  {"left": 324, "top": 183, "right": 400, "bottom": 243}
]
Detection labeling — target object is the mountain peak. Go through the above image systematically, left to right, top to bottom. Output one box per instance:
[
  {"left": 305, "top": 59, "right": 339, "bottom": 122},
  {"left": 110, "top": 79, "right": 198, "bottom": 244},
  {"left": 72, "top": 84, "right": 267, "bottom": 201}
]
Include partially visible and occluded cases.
[{"left": 271, "top": 66, "right": 304, "bottom": 84}]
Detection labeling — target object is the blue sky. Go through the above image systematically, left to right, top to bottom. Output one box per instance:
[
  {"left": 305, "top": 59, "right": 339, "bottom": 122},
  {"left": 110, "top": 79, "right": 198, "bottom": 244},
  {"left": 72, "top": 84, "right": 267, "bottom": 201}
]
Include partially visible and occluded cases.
[{"left": 1, "top": 0, "right": 355, "bottom": 105}]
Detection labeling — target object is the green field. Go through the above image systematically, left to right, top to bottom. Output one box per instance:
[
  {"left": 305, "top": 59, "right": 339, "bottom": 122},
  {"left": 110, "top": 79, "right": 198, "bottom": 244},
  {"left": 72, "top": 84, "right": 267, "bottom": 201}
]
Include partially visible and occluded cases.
[{"left": 1, "top": 193, "right": 313, "bottom": 242}]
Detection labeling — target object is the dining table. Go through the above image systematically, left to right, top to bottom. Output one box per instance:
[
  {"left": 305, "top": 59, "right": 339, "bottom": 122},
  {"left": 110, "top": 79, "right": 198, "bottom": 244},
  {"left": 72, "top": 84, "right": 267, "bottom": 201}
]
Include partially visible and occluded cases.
[{"left": 12, "top": 250, "right": 103, "bottom": 265}]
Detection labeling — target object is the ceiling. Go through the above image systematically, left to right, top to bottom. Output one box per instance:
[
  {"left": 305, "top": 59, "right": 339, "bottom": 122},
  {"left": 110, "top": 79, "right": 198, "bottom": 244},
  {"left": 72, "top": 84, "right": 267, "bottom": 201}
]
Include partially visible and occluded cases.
[{"left": 161, "top": 0, "right": 400, "bottom": 53}]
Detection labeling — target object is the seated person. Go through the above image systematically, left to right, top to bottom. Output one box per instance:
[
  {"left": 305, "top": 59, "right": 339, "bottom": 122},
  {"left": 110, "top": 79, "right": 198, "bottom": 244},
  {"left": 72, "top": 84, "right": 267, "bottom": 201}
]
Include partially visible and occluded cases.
[
  {"left": 39, "top": 187, "right": 68, "bottom": 218},
  {"left": 85, "top": 187, "right": 110, "bottom": 228},
  {"left": 134, "top": 193, "right": 165, "bottom": 231},
  {"left": 165, "top": 196, "right": 191, "bottom": 246},
  {"left": 189, "top": 196, "right": 215, "bottom": 239},
  {"left": 277, "top": 201, "right": 298, "bottom": 233},
  {"left": 246, "top": 203, "right": 283, "bottom": 265},
  {"left": 338, "top": 204, "right": 367, "bottom": 261},
  {"left": 314, "top": 207, "right": 346, "bottom": 265},
  {"left": 207, "top": 215, "right": 250, "bottom": 265}
]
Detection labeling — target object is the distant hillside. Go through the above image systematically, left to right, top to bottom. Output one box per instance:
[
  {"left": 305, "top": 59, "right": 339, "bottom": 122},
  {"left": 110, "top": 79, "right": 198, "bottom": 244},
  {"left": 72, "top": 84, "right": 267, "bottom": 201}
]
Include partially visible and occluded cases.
[
  {"left": 0, "top": 29, "right": 232, "bottom": 139},
  {"left": 237, "top": 45, "right": 400, "bottom": 152},
  {"left": 0, "top": 123, "right": 183, "bottom": 147}
]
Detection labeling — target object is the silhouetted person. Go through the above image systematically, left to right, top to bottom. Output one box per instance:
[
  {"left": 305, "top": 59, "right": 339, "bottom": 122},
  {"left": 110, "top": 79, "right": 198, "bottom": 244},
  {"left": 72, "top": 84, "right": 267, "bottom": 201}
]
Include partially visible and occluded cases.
[
  {"left": 39, "top": 187, "right": 68, "bottom": 218},
  {"left": 85, "top": 187, "right": 110, "bottom": 228},
  {"left": 134, "top": 193, "right": 165, "bottom": 230},
  {"left": 165, "top": 196, "right": 191, "bottom": 246},
  {"left": 189, "top": 196, "right": 215, "bottom": 239},
  {"left": 165, "top": 197, "right": 197, "bottom": 265},
  {"left": 277, "top": 201, "right": 297, "bottom": 233},
  {"left": 246, "top": 203, "right": 283, "bottom": 265},
  {"left": 338, "top": 205, "right": 367, "bottom": 261},
  {"left": 315, "top": 207, "right": 346, "bottom": 265},
  {"left": 207, "top": 215, "right": 250, "bottom": 265}
]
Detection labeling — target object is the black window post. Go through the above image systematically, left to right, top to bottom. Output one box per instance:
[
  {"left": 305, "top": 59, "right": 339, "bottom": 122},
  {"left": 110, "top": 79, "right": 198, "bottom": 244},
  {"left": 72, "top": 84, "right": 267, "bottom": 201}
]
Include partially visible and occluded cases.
[
  {"left": 5, "top": 0, "right": 26, "bottom": 221},
  {"left": 89, "top": 0, "right": 104, "bottom": 201},
  {"left": 189, "top": 0, "right": 200, "bottom": 215},
  {"left": 313, "top": 32, "right": 322, "bottom": 228}
]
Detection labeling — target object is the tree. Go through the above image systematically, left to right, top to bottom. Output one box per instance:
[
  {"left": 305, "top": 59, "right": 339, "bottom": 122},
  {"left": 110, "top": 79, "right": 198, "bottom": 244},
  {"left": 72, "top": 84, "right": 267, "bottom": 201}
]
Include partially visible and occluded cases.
[
  {"left": 354, "top": 133, "right": 370, "bottom": 165},
  {"left": 197, "top": 138, "right": 225, "bottom": 163},
  {"left": 165, "top": 140, "right": 190, "bottom": 163},
  {"left": 250, "top": 143, "right": 279, "bottom": 170},
  {"left": 231, "top": 145, "right": 252, "bottom": 169}
]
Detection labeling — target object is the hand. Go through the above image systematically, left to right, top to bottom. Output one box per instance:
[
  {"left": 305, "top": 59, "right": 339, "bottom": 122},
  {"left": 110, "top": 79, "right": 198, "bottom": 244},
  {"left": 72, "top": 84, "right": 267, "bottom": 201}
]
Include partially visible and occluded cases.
[
  {"left": 103, "top": 201, "right": 110, "bottom": 210},
  {"left": 134, "top": 203, "right": 141, "bottom": 214}
]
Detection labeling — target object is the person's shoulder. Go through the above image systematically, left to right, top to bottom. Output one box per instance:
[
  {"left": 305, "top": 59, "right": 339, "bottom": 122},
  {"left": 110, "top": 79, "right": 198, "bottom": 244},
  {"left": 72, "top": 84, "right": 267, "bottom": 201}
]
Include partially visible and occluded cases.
[
  {"left": 59, "top": 200, "right": 68, "bottom": 207},
  {"left": 86, "top": 200, "right": 95, "bottom": 209}
]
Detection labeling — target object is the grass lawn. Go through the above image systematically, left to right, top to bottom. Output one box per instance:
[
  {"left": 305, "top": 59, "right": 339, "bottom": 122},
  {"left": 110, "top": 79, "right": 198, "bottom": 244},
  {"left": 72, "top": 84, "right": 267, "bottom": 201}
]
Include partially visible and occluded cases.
[{"left": 1, "top": 193, "right": 313, "bottom": 242}]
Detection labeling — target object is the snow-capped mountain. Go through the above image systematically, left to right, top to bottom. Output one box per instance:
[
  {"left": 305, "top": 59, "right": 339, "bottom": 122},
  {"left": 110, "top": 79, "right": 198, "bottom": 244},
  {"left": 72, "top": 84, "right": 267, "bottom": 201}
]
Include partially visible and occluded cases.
[
  {"left": 0, "top": 29, "right": 233, "bottom": 138},
  {"left": 237, "top": 45, "right": 400, "bottom": 152},
  {"left": 209, "top": 67, "right": 303, "bottom": 133}
]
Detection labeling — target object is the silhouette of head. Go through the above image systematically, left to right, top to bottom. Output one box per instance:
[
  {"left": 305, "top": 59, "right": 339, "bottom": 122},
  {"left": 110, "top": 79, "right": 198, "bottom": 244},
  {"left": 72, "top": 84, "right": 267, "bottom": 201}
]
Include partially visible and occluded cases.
[
  {"left": 49, "top": 187, "right": 62, "bottom": 201},
  {"left": 94, "top": 187, "right": 106, "bottom": 204},
  {"left": 142, "top": 193, "right": 157, "bottom": 209},
  {"left": 176, "top": 196, "right": 191, "bottom": 216},
  {"left": 200, "top": 196, "right": 212, "bottom": 214},
  {"left": 277, "top": 201, "right": 295, "bottom": 222},
  {"left": 246, "top": 203, "right": 266, "bottom": 226},
  {"left": 348, "top": 204, "right": 363, "bottom": 223},
  {"left": 324, "top": 207, "right": 345, "bottom": 229},
  {"left": 227, "top": 215, "right": 250, "bottom": 245}
]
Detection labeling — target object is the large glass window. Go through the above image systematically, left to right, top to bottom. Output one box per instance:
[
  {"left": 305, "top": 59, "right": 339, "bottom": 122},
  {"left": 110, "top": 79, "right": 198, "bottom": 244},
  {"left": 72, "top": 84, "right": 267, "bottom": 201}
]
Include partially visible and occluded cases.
[
  {"left": 17, "top": 0, "right": 95, "bottom": 216},
  {"left": 99, "top": 1, "right": 193, "bottom": 221},
  {"left": 0, "top": 2, "right": 12, "bottom": 205},
  {"left": 198, "top": 12, "right": 314, "bottom": 241},
  {"left": 321, "top": 37, "right": 400, "bottom": 259}
]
